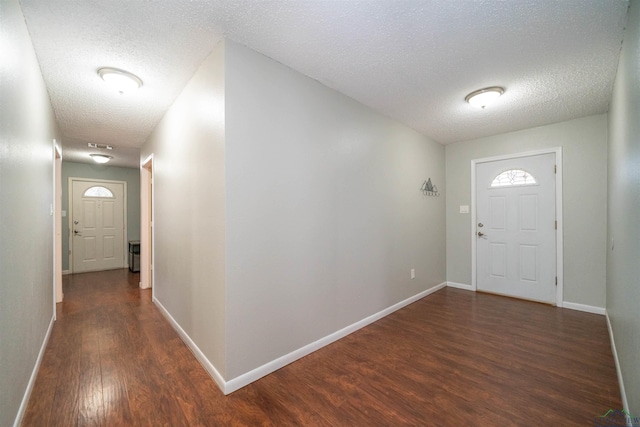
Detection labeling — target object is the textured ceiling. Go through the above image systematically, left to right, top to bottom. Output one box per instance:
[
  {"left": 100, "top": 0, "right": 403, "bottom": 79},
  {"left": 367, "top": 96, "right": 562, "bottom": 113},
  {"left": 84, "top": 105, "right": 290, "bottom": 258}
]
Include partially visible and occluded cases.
[{"left": 20, "top": 0, "right": 628, "bottom": 168}]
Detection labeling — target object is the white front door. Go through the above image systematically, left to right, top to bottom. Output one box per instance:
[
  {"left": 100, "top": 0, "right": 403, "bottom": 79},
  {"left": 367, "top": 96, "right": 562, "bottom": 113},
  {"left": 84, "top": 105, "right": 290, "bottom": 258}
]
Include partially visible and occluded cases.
[
  {"left": 476, "top": 153, "right": 556, "bottom": 303},
  {"left": 71, "top": 179, "right": 125, "bottom": 273}
]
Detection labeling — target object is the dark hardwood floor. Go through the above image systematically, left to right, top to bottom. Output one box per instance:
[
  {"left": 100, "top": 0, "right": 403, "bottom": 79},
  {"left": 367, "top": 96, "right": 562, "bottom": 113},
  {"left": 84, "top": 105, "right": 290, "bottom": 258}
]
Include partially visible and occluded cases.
[{"left": 22, "top": 269, "right": 621, "bottom": 426}]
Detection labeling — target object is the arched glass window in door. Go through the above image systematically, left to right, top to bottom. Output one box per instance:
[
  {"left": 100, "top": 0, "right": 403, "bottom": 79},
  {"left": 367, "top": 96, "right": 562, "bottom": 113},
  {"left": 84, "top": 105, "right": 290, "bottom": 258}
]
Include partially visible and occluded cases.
[
  {"left": 490, "top": 169, "right": 537, "bottom": 188},
  {"left": 83, "top": 186, "right": 114, "bottom": 198}
]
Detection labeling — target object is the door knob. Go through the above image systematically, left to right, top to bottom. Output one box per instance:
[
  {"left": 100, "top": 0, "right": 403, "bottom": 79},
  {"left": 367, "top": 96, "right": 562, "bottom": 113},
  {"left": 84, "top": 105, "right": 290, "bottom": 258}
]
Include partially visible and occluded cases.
[
  {"left": 478, "top": 222, "right": 484, "bottom": 227},
  {"left": 477, "top": 231, "right": 485, "bottom": 237}
]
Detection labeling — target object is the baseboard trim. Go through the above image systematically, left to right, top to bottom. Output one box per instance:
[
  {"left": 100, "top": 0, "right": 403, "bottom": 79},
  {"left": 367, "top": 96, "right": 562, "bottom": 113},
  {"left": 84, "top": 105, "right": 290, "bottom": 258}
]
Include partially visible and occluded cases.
[
  {"left": 61, "top": 270, "right": 70, "bottom": 275},
  {"left": 447, "top": 281, "right": 473, "bottom": 291},
  {"left": 153, "top": 282, "right": 447, "bottom": 396},
  {"left": 225, "top": 282, "right": 447, "bottom": 394},
  {"left": 152, "top": 296, "right": 226, "bottom": 392},
  {"left": 562, "top": 301, "right": 605, "bottom": 315},
  {"left": 606, "top": 311, "right": 629, "bottom": 414},
  {"left": 13, "top": 315, "right": 55, "bottom": 427}
]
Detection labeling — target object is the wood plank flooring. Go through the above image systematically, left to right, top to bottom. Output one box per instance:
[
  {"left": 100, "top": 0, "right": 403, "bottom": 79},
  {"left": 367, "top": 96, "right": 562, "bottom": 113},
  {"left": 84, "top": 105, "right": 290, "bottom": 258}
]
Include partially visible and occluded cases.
[{"left": 22, "top": 269, "right": 621, "bottom": 426}]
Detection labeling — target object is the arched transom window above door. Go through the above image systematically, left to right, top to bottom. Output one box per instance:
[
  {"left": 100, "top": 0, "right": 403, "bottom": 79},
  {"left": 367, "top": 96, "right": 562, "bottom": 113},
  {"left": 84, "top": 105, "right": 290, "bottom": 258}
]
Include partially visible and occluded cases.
[
  {"left": 490, "top": 169, "right": 537, "bottom": 188},
  {"left": 83, "top": 186, "right": 114, "bottom": 198}
]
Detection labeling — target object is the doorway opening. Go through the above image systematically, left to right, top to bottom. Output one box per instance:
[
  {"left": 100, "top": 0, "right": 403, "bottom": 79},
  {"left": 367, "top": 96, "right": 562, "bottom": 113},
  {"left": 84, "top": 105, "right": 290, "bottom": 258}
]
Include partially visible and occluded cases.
[
  {"left": 53, "top": 141, "right": 62, "bottom": 309},
  {"left": 471, "top": 148, "right": 563, "bottom": 306},
  {"left": 140, "top": 155, "right": 154, "bottom": 290}
]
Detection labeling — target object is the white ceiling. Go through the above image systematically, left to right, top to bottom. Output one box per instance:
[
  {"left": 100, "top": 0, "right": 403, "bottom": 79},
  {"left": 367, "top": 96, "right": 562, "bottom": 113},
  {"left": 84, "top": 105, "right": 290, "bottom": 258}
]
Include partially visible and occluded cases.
[{"left": 20, "top": 0, "right": 629, "bottom": 168}]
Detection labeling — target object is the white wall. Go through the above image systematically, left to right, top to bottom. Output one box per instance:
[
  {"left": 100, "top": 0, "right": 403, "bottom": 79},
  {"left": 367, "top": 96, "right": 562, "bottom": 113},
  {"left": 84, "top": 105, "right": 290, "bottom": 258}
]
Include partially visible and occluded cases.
[
  {"left": 607, "top": 0, "right": 640, "bottom": 414},
  {"left": 0, "top": 1, "right": 59, "bottom": 425},
  {"left": 142, "top": 38, "right": 445, "bottom": 386},
  {"left": 224, "top": 40, "right": 445, "bottom": 379},
  {"left": 141, "top": 41, "right": 227, "bottom": 376},
  {"left": 445, "top": 115, "right": 608, "bottom": 308}
]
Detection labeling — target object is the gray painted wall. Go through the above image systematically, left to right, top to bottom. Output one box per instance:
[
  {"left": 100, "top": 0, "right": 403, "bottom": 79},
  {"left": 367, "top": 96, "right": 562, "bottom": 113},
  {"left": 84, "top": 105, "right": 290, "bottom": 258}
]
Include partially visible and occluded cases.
[
  {"left": 607, "top": 0, "right": 640, "bottom": 414},
  {"left": 0, "top": 1, "right": 59, "bottom": 425},
  {"left": 141, "top": 38, "right": 445, "bottom": 383},
  {"left": 224, "top": 40, "right": 445, "bottom": 378},
  {"left": 141, "top": 41, "right": 227, "bottom": 376},
  {"left": 445, "top": 115, "right": 608, "bottom": 308},
  {"left": 61, "top": 161, "right": 141, "bottom": 271}
]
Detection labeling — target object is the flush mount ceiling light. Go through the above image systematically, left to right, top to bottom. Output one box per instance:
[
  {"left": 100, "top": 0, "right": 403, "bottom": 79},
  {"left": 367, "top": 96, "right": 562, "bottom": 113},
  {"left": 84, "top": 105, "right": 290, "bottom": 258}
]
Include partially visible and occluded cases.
[
  {"left": 97, "top": 67, "right": 143, "bottom": 94},
  {"left": 465, "top": 86, "right": 505, "bottom": 109},
  {"left": 90, "top": 154, "right": 113, "bottom": 164}
]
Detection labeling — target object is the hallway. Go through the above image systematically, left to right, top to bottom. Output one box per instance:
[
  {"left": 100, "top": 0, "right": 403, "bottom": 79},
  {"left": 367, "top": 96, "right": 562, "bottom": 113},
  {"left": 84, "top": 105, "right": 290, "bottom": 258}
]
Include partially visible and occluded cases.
[{"left": 22, "top": 270, "right": 621, "bottom": 426}]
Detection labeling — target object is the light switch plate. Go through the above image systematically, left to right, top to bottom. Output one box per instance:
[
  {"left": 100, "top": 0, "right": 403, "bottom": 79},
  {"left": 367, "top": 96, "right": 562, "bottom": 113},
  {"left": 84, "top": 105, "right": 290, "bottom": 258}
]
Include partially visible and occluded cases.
[{"left": 460, "top": 205, "right": 469, "bottom": 214}]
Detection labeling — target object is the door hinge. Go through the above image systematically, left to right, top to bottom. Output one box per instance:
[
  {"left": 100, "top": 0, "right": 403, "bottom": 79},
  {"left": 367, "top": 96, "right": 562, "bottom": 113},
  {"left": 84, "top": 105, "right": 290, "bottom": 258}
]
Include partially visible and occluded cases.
[
  {"left": 554, "top": 164, "right": 557, "bottom": 174},
  {"left": 555, "top": 220, "right": 557, "bottom": 229},
  {"left": 555, "top": 277, "right": 558, "bottom": 286}
]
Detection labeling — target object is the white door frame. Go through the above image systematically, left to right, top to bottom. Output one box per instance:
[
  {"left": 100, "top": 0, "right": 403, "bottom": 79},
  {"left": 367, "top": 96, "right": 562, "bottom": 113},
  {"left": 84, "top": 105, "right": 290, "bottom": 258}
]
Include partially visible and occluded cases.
[
  {"left": 53, "top": 141, "right": 62, "bottom": 313},
  {"left": 471, "top": 147, "right": 564, "bottom": 306},
  {"left": 140, "top": 154, "right": 154, "bottom": 291},
  {"left": 68, "top": 177, "right": 128, "bottom": 274}
]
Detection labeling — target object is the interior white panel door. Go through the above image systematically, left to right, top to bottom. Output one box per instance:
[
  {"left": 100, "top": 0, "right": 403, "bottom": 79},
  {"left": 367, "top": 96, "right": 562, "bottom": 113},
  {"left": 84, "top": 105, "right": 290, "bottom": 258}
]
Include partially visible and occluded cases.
[
  {"left": 476, "top": 153, "right": 556, "bottom": 303},
  {"left": 72, "top": 180, "right": 125, "bottom": 273}
]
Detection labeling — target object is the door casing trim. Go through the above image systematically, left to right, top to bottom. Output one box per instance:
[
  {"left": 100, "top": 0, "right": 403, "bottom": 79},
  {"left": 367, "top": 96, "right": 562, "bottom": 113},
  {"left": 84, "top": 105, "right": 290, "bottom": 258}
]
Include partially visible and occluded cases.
[
  {"left": 470, "top": 147, "right": 563, "bottom": 307},
  {"left": 140, "top": 154, "right": 154, "bottom": 292},
  {"left": 68, "top": 177, "right": 128, "bottom": 274}
]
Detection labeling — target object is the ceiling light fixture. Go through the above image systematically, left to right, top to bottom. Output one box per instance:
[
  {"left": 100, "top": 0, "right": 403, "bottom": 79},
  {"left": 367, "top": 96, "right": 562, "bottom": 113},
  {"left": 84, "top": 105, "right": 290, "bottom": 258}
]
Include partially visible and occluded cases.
[
  {"left": 97, "top": 67, "right": 143, "bottom": 94},
  {"left": 465, "top": 86, "right": 505, "bottom": 109},
  {"left": 88, "top": 143, "right": 113, "bottom": 150},
  {"left": 90, "top": 154, "right": 113, "bottom": 164}
]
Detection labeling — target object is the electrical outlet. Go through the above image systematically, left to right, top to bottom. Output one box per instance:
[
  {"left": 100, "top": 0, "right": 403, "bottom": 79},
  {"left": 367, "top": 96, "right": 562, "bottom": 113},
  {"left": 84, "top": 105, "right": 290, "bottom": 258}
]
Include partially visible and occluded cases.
[{"left": 411, "top": 268, "right": 415, "bottom": 279}]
